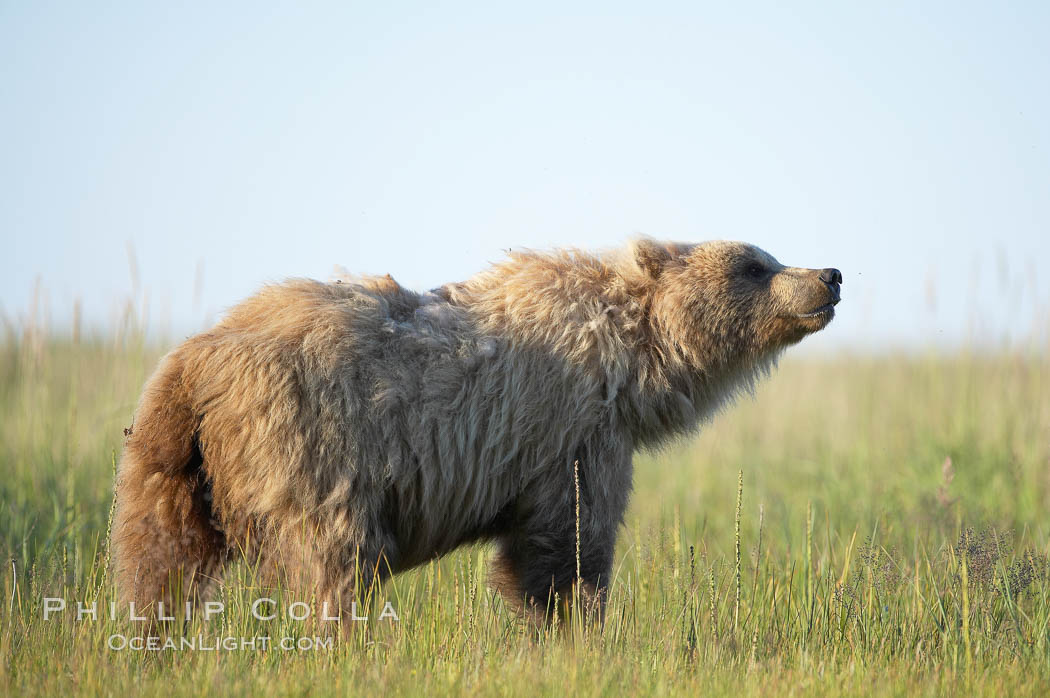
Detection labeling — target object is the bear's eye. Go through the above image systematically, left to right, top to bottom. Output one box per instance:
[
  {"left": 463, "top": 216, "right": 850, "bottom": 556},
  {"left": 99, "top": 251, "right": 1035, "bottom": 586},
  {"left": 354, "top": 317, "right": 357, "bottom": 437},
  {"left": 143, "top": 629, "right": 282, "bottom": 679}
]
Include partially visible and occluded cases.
[{"left": 744, "top": 263, "right": 766, "bottom": 280}]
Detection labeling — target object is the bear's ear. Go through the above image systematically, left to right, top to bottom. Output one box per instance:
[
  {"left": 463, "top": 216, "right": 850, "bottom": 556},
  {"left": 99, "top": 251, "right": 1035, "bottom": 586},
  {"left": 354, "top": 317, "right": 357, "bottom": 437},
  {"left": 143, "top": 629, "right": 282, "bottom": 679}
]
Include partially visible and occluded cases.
[{"left": 631, "top": 238, "right": 674, "bottom": 279}]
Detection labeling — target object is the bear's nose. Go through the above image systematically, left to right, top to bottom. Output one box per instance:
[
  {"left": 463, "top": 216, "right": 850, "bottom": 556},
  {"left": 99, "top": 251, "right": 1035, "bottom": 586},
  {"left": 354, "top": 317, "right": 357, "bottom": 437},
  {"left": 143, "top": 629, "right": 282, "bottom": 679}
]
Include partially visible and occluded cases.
[
  {"left": 819, "top": 268, "right": 842, "bottom": 305},
  {"left": 820, "top": 268, "right": 842, "bottom": 285}
]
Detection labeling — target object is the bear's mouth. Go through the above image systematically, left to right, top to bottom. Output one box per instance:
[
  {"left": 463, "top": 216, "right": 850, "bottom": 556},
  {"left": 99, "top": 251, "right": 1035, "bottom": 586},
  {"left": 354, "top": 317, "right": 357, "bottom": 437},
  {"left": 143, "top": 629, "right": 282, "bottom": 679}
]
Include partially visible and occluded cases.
[{"left": 795, "top": 303, "right": 836, "bottom": 319}]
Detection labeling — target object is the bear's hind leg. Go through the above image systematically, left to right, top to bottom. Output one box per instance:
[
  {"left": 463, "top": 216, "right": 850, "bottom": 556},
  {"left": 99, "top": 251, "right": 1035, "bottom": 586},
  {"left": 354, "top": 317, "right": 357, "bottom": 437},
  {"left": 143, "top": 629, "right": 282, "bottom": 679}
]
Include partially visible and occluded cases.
[
  {"left": 111, "top": 351, "right": 227, "bottom": 623},
  {"left": 111, "top": 458, "right": 227, "bottom": 621},
  {"left": 254, "top": 521, "right": 396, "bottom": 632},
  {"left": 314, "top": 537, "right": 398, "bottom": 619}
]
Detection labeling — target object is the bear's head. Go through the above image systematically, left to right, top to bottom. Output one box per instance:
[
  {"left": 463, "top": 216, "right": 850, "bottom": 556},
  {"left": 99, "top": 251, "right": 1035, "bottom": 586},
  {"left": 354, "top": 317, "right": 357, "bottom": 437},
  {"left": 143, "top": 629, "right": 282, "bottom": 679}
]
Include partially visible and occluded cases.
[{"left": 632, "top": 238, "right": 841, "bottom": 370}]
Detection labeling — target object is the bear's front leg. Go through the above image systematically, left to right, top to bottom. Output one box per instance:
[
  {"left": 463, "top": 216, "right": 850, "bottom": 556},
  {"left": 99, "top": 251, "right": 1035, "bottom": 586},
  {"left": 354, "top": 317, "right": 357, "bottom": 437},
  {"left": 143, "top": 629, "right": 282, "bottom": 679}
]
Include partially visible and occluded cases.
[
  {"left": 490, "top": 443, "right": 632, "bottom": 627},
  {"left": 490, "top": 523, "right": 615, "bottom": 627}
]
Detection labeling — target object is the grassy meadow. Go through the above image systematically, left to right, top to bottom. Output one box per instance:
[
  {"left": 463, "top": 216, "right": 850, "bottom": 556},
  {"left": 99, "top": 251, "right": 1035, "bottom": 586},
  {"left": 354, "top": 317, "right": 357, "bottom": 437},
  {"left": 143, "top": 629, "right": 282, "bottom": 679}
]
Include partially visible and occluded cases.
[{"left": 1, "top": 318, "right": 1049, "bottom": 696}]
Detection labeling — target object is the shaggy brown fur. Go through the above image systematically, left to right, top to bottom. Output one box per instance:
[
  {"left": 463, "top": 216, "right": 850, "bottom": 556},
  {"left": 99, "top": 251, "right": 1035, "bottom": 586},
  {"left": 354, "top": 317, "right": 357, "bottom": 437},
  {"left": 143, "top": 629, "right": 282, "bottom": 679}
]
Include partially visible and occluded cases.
[{"left": 111, "top": 239, "right": 841, "bottom": 624}]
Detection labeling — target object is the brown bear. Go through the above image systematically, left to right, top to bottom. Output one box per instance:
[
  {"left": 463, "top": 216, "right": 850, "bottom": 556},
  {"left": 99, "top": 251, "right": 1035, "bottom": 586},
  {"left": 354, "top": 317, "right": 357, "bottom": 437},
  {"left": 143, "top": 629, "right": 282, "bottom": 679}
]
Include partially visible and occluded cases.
[{"left": 111, "top": 239, "right": 841, "bottom": 624}]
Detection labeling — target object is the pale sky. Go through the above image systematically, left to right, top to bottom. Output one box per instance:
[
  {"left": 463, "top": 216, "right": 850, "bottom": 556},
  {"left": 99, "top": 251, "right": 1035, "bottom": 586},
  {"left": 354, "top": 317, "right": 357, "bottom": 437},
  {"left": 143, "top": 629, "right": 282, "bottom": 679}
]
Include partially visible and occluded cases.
[{"left": 2, "top": 1, "right": 1048, "bottom": 351}]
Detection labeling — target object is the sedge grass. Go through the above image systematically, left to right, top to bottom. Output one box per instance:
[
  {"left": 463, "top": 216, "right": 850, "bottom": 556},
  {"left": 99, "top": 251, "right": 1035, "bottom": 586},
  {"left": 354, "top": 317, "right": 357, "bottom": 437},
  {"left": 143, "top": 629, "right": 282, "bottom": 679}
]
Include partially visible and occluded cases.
[{"left": 1, "top": 329, "right": 1049, "bottom": 696}]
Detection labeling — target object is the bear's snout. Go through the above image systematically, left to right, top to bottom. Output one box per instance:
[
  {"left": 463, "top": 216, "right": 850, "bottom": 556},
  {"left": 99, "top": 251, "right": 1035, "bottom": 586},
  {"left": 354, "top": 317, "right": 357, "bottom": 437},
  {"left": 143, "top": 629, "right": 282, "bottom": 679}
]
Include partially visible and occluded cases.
[{"left": 819, "top": 268, "right": 842, "bottom": 305}]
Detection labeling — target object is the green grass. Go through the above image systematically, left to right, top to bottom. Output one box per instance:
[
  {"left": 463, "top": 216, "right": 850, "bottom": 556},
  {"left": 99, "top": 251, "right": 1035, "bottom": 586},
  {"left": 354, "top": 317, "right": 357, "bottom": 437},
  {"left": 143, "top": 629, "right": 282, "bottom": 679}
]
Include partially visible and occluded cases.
[{"left": 2, "top": 328, "right": 1049, "bottom": 696}]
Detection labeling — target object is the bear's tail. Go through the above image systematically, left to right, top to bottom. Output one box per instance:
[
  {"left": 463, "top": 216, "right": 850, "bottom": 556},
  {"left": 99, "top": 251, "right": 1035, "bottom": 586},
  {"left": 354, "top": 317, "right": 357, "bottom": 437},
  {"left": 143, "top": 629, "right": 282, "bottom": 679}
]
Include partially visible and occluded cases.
[{"left": 110, "top": 350, "right": 225, "bottom": 616}]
